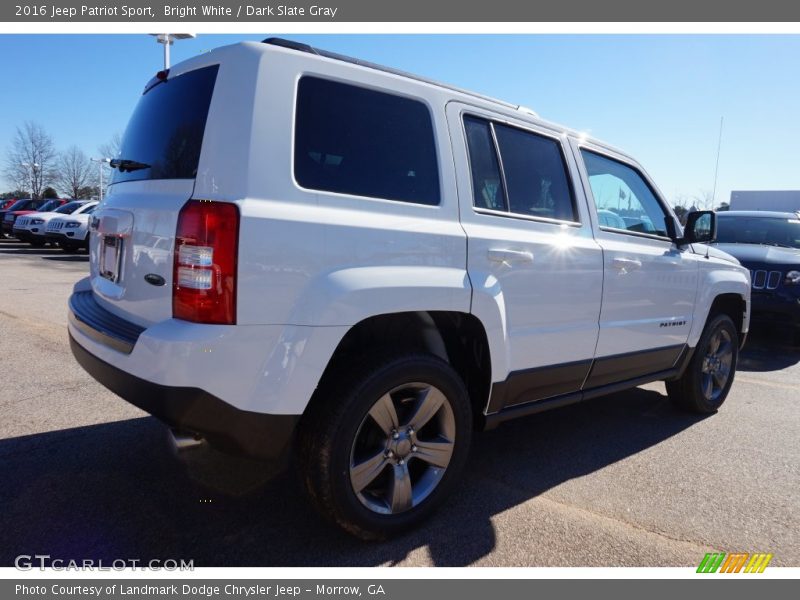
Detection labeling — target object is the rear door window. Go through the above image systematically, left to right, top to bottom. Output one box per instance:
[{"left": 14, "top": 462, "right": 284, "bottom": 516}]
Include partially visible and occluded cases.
[
  {"left": 294, "top": 76, "right": 440, "bottom": 206},
  {"left": 463, "top": 115, "right": 577, "bottom": 223},
  {"left": 464, "top": 117, "right": 507, "bottom": 211}
]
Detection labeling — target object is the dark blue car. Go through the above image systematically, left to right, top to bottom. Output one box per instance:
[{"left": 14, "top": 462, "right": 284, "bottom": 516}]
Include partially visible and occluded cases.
[{"left": 712, "top": 210, "right": 800, "bottom": 342}]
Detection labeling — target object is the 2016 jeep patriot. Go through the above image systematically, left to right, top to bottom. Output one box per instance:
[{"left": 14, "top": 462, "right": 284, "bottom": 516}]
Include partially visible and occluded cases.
[{"left": 68, "top": 38, "right": 751, "bottom": 539}]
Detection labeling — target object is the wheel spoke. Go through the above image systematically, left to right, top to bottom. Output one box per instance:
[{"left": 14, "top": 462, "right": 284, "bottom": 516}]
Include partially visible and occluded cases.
[
  {"left": 708, "top": 331, "right": 721, "bottom": 354},
  {"left": 716, "top": 341, "right": 733, "bottom": 362},
  {"left": 713, "top": 364, "right": 730, "bottom": 388},
  {"left": 702, "top": 373, "right": 714, "bottom": 399},
  {"left": 407, "top": 386, "right": 445, "bottom": 431},
  {"left": 369, "top": 393, "right": 399, "bottom": 436},
  {"left": 413, "top": 437, "right": 454, "bottom": 469},
  {"left": 350, "top": 451, "right": 388, "bottom": 493},
  {"left": 389, "top": 463, "right": 413, "bottom": 512}
]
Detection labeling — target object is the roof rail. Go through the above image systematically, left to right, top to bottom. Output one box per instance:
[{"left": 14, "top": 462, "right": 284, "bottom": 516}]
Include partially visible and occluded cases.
[{"left": 262, "top": 37, "right": 524, "bottom": 112}]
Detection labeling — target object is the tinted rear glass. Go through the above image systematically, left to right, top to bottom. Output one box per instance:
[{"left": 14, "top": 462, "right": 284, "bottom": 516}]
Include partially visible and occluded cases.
[
  {"left": 113, "top": 65, "right": 219, "bottom": 183},
  {"left": 294, "top": 77, "right": 440, "bottom": 206}
]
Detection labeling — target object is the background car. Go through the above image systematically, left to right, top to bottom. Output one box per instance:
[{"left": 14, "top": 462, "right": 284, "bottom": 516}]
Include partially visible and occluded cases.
[
  {"left": 1, "top": 198, "right": 37, "bottom": 237},
  {"left": 2, "top": 198, "right": 67, "bottom": 236},
  {"left": 13, "top": 200, "right": 96, "bottom": 247},
  {"left": 45, "top": 203, "right": 98, "bottom": 252},
  {"left": 597, "top": 209, "right": 628, "bottom": 229},
  {"left": 712, "top": 210, "right": 800, "bottom": 342},
  {"left": 622, "top": 215, "right": 657, "bottom": 234}
]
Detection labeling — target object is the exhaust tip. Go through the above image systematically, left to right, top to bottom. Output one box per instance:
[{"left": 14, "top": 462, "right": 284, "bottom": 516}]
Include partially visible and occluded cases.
[{"left": 169, "top": 428, "right": 206, "bottom": 452}]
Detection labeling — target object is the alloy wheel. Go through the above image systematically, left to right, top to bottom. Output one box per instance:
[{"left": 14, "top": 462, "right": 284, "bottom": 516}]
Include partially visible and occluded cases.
[{"left": 349, "top": 382, "right": 456, "bottom": 515}]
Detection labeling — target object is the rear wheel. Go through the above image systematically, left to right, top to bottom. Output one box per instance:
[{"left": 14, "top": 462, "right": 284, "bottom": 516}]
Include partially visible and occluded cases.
[
  {"left": 666, "top": 313, "right": 738, "bottom": 413},
  {"left": 295, "top": 352, "right": 472, "bottom": 540}
]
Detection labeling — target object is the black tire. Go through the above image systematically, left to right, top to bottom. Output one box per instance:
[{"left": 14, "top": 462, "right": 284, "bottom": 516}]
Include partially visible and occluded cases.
[
  {"left": 29, "top": 239, "right": 45, "bottom": 248},
  {"left": 61, "top": 243, "right": 79, "bottom": 253},
  {"left": 666, "top": 313, "right": 738, "bottom": 413},
  {"left": 295, "top": 352, "right": 472, "bottom": 540}
]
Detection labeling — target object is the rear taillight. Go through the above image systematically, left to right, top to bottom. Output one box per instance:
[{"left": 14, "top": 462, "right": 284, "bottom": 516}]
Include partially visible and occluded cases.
[{"left": 173, "top": 200, "right": 239, "bottom": 324}]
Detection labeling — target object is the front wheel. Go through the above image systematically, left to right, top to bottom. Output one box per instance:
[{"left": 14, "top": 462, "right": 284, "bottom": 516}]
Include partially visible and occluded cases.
[
  {"left": 666, "top": 313, "right": 738, "bottom": 413},
  {"left": 295, "top": 353, "right": 472, "bottom": 540}
]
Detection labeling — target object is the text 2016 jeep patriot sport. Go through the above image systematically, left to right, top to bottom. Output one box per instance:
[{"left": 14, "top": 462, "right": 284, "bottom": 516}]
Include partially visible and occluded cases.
[{"left": 69, "top": 38, "right": 751, "bottom": 539}]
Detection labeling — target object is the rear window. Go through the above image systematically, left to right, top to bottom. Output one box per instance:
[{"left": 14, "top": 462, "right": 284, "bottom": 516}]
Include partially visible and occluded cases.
[
  {"left": 113, "top": 65, "right": 219, "bottom": 183},
  {"left": 294, "top": 76, "right": 440, "bottom": 206}
]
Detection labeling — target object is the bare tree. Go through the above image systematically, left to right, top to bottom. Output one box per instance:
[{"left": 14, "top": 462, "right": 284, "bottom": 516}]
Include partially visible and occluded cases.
[
  {"left": 3, "top": 121, "right": 57, "bottom": 200},
  {"left": 98, "top": 132, "right": 122, "bottom": 162},
  {"left": 55, "top": 146, "right": 94, "bottom": 199},
  {"left": 692, "top": 189, "right": 715, "bottom": 211},
  {"left": 670, "top": 192, "right": 690, "bottom": 224}
]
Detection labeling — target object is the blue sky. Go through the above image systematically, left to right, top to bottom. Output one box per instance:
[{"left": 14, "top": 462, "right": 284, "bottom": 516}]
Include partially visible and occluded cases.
[{"left": 1, "top": 34, "right": 798, "bottom": 207}]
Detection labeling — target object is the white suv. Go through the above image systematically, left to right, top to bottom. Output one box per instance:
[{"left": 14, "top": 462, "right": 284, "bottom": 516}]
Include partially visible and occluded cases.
[
  {"left": 68, "top": 39, "right": 751, "bottom": 539},
  {"left": 45, "top": 201, "right": 98, "bottom": 252}
]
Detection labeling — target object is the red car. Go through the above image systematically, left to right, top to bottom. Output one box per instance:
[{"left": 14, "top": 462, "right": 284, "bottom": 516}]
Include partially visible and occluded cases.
[{"left": 2, "top": 198, "right": 67, "bottom": 236}]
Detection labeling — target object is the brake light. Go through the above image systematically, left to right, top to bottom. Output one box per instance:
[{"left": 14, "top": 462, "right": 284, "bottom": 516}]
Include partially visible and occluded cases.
[{"left": 173, "top": 200, "right": 239, "bottom": 324}]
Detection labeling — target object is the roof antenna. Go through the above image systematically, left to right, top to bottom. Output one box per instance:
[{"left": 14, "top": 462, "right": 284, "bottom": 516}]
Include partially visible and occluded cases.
[
  {"left": 707, "top": 116, "right": 724, "bottom": 260},
  {"left": 711, "top": 116, "right": 724, "bottom": 209}
]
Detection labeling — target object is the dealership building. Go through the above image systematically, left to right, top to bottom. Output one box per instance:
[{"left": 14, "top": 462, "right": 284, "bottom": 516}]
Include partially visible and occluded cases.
[{"left": 729, "top": 190, "right": 800, "bottom": 212}]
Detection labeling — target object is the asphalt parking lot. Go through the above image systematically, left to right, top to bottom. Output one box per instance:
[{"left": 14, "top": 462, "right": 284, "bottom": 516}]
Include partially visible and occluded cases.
[{"left": 1, "top": 236, "right": 798, "bottom": 567}]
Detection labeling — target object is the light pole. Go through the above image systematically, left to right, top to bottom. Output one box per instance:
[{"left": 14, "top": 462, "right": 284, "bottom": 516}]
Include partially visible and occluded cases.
[
  {"left": 148, "top": 33, "right": 196, "bottom": 69},
  {"left": 91, "top": 157, "right": 111, "bottom": 202},
  {"left": 20, "top": 162, "right": 39, "bottom": 200}
]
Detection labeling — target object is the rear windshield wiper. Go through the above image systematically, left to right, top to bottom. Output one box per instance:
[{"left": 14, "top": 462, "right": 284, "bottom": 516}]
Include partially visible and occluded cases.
[{"left": 109, "top": 158, "right": 151, "bottom": 172}]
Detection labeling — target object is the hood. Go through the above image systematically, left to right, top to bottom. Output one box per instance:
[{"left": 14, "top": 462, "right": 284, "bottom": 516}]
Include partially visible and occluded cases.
[
  {"left": 24, "top": 211, "right": 57, "bottom": 220},
  {"left": 711, "top": 243, "right": 800, "bottom": 266},
  {"left": 693, "top": 244, "right": 741, "bottom": 265}
]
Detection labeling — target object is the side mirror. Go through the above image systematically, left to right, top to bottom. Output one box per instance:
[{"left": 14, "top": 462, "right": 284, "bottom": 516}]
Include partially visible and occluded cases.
[{"left": 679, "top": 210, "right": 716, "bottom": 245}]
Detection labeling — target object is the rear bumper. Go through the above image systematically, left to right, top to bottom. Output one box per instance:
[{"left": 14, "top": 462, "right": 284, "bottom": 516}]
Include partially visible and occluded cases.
[
  {"left": 67, "top": 278, "right": 348, "bottom": 457},
  {"left": 69, "top": 332, "right": 299, "bottom": 461}
]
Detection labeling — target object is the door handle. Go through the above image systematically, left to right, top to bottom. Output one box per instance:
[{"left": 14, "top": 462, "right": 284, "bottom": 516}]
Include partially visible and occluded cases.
[
  {"left": 488, "top": 248, "right": 534, "bottom": 264},
  {"left": 612, "top": 257, "right": 642, "bottom": 272}
]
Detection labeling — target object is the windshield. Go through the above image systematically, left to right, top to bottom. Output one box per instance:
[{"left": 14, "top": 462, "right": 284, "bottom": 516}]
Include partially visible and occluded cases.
[
  {"left": 113, "top": 65, "right": 219, "bottom": 184},
  {"left": 6, "top": 199, "right": 29, "bottom": 211},
  {"left": 38, "top": 200, "right": 60, "bottom": 212},
  {"left": 57, "top": 201, "right": 83, "bottom": 214},
  {"left": 716, "top": 216, "right": 800, "bottom": 249}
]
